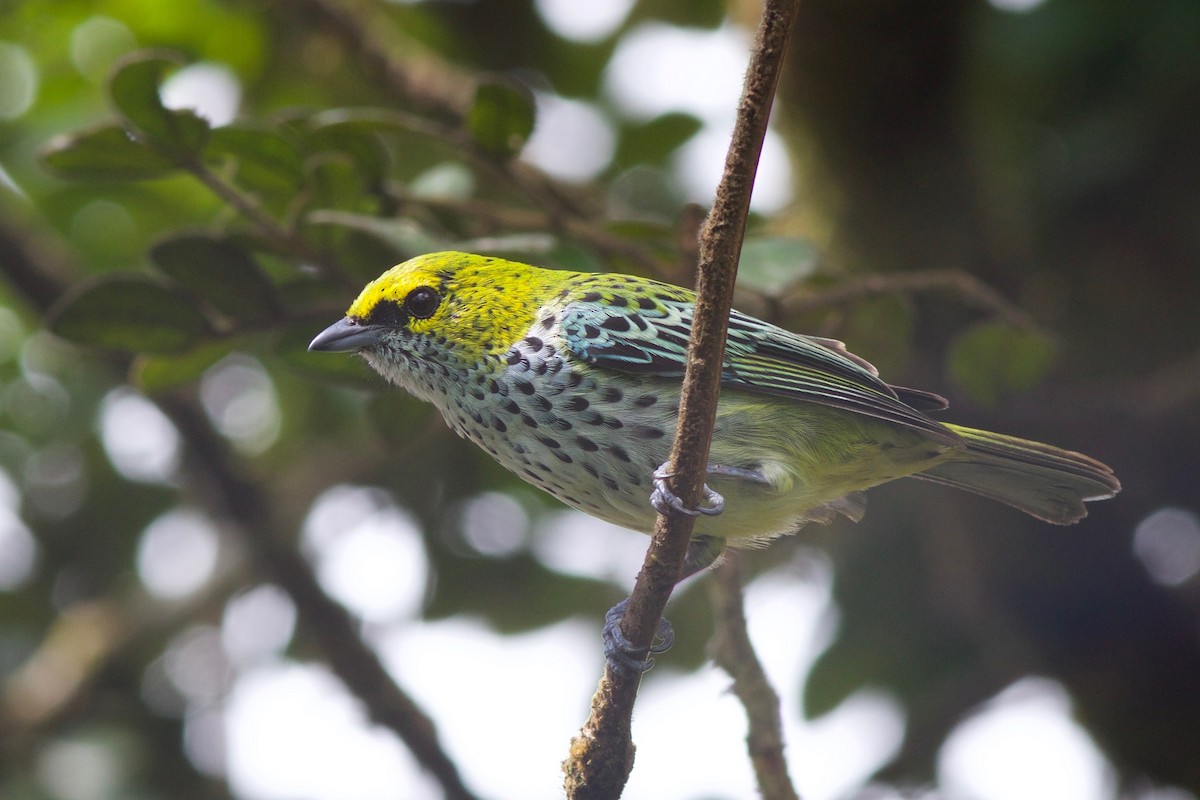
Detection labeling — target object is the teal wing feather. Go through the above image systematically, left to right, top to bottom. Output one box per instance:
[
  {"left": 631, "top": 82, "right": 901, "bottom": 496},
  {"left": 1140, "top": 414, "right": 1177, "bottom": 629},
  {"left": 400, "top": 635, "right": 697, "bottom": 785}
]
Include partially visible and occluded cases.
[{"left": 558, "top": 277, "right": 959, "bottom": 444}]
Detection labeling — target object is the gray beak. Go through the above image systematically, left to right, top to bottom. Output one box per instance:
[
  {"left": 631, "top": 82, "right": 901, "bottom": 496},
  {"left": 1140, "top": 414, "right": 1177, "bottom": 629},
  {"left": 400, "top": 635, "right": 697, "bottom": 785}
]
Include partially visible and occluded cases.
[{"left": 308, "top": 317, "right": 384, "bottom": 353}]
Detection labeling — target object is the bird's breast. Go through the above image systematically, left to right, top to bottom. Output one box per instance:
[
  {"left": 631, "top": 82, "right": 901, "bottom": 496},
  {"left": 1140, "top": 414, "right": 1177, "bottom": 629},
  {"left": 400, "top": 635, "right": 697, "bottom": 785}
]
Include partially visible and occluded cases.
[{"left": 434, "top": 333, "right": 678, "bottom": 531}]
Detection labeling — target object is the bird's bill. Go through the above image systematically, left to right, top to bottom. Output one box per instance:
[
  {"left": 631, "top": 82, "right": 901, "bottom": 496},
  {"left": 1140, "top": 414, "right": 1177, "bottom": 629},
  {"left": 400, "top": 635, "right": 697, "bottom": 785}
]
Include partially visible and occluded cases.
[{"left": 308, "top": 317, "right": 384, "bottom": 353}]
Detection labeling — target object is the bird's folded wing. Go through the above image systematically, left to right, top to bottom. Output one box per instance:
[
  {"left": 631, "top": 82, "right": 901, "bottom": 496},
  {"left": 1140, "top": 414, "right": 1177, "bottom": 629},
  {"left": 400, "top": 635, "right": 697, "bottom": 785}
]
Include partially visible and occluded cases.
[{"left": 560, "top": 287, "right": 958, "bottom": 444}]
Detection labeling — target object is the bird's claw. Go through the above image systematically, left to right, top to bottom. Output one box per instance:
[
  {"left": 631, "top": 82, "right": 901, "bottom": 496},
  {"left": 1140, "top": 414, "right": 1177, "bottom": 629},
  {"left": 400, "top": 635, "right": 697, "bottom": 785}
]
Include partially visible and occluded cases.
[
  {"left": 651, "top": 462, "right": 725, "bottom": 517},
  {"left": 603, "top": 598, "right": 675, "bottom": 675}
]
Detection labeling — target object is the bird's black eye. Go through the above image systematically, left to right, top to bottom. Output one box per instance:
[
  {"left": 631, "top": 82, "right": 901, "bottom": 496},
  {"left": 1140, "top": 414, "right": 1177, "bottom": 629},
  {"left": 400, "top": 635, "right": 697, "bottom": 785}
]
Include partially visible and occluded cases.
[{"left": 404, "top": 286, "right": 440, "bottom": 319}]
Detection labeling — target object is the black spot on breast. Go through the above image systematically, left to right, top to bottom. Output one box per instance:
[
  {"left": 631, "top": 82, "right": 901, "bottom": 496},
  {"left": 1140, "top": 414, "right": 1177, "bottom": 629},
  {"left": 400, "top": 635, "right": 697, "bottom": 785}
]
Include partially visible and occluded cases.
[
  {"left": 582, "top": 291, "right": 603, "bottom": 303},
  {"left": 609, "top": 295, "right": 628, "bottom": 307},
  {"left": 636, "top": 297, "right": 657, "bottom": 310},
  {"left": 540, "top": 315, "right": 556, "bottom": 329},
  {"left": 600, "top": 315, "right": 631, "bottom": 332},
  {"left": 583, "top": 324, "right": 601, "bottom": 339},
  {"left": 524, "top": 336, "right": 544, "bottom": 350},
  {"left": 505, "top": 349, "right": 522, "bottom": 366},
  {"left": 566, "top": 372, "right": 583, "bottom": 388},
  {"left": 513, "top": 379, "right": 536, "bottom": 395},
  {"left": 599, "top": 386, "right": 623, "bottom": 403},
  {"left": 531, "top": 394, "right": 552, "bottom": 412},
  {"left": 633, "top": 394, "right": 657, "bottom": 407},
  {"left": 563, "top": 396, "right": 590, "bottom": 412},
  {"left": 501, "top": 399, "right": 520, "bottom": 414},
  {"left": 580, "top": 410, "right": 605, "bottom": 426},
  {"left": 521, "top": 413, "right": 539, "bottom": 428},
  {"left": 490, "top": 417, "right": 507, "bottom": 433},
  {"left": 550, "top": 417, "right": 572, "bottom": 431},
  {"left": 603, "top": 417, "right": 623, "bottom": 430},
  {"left": 630, "top": 425, "right": 665, "bottom": 439},
  {"left": 536, "top": 434, "right": 561, "bottom": 449},
  {"left": 575, "top": 435, "right": 599, "bottom": 451},
  {"left": 609, "top": 445, "right": 631, "bottom": 462},
  {"left": 552, "top": 450, "right": 573, "bottom": 463},
  {"left": 582, "top": 463, "right": 599, "bottom": 478},
  {"left": 602, "top": 475, "right": 620, "bottom": 490}
]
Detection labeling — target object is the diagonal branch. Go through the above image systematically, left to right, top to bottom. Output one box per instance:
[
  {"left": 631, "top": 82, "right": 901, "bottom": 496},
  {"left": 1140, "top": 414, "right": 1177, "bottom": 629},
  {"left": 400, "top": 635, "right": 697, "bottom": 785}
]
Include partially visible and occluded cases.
[
  {"left": 562, "top": 2, "right": 802, "bottom": 796},
  {"left": 0, "top": 217, "right": 483, "bottom": 800},
  {"left": 709, "top": 554, "right": 801, "bottom": 800}
]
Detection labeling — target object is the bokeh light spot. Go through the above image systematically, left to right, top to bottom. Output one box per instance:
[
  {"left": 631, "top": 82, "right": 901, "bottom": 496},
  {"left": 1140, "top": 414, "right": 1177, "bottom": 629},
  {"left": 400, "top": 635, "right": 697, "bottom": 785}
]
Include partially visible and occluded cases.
[
  {"left": 534, "top": 0, "right": 634, "bottom": 42},
  {"left": 70, "top": 17, "right": 137, "bottom": 82},
  {"left": 0, "top": 42, "right": 37, "bottom": 120},
  {"left": 161, "top": 62, "right": 241, "bottom": 126},
  {"left": 523, "top": 93, "right": 616, "bottom": 182},
  {"left": 200, "top": 355, "right": 281, "bottom": 456},
  {"left": 99, "top": 388, "right": 180, "bottom": 483},
  {"left": 303, "top": 486, "right": 427, "bottom": 622},
  {"left": 459, "top": 491, "right": 529, "bottom": 557},
  {"left": 1133, "top": 507, "right": 1200, "bottom": 586},
  {"left": 136, "top": 509, "right": 221, "bottom": 600},
  {"left": 222, "top": 585, "right": 297, "bottom": 666},
  {"left": 938, "top": 678, "right": 1114, "bottom": 800}
]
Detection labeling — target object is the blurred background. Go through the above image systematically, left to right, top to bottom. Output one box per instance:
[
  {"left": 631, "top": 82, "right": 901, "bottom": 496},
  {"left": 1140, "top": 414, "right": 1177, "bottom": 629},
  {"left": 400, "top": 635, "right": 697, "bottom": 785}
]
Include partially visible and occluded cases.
[{"left": 0, "top": 0, "right": 1197, "bottom": 798}]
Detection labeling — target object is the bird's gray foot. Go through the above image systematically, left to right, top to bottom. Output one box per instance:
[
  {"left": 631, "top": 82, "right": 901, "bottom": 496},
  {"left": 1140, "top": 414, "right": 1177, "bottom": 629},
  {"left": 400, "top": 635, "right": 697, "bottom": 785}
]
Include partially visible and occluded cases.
[
  {"left": 650, "top": 461, "right": 771, "bottom": 517},
  {"left": 651, "top": 462, "right": 725, "bottom": 516},
  {"left": 602, "top": 597, "right": 675, "bottom": 675}
]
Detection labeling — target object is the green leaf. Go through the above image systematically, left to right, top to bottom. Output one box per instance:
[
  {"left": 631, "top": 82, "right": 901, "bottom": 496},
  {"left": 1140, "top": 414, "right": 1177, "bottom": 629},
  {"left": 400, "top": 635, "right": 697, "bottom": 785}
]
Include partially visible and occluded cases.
[
  {"left": 109, "top": 51, "right": 209, "bottom": 158},
  {"left": 467, "top": 77, "right": 535, "bottom": 158},
  {"left": 613, "top": 112, "right": 702, "bottom": 168},
  {"left": 305, "top": 121, "right": 390, "bottom": 182},
  {"left": 39, "top": 124, "right": 180, "bottom": 181},
  {"left": 205, "top": 125, "right": 303, "bottom": 198},
  {"left": 149, "top": 234, "right": 279, "bottom": 324},
  {"left": 737, "top": 237, "right": 820, "bottom": 295},
  {"left": 49, "top": 274, "right": 214, "bottom": 353},
  {"left": 948, "top": 321, "right": 1057, "bottom": 407},
  {"left": 133, "top": 340, "right": 237, "bottom": 392}
]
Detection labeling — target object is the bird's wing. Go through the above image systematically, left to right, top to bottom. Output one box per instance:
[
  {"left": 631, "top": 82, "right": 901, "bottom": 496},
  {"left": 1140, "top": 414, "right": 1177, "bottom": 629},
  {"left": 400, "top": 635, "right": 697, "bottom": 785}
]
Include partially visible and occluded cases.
[{"left": 559, "top": 282, "right": 958, "bottom": 443}]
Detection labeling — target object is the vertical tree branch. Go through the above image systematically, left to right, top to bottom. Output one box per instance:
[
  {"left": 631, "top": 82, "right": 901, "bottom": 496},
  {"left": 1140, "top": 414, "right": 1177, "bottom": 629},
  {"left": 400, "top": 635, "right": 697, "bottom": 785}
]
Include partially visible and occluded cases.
[
  {"left": 563, "top": 2, "right": 801, "bottom": 796},
  {"left": 709, "top": 554, "right": 801, "bottom": 800}
]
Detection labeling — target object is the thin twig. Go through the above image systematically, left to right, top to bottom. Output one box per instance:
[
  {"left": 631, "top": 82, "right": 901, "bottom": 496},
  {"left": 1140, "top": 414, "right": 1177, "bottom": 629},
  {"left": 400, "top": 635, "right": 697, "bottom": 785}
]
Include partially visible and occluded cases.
[
  {"left": 563, "top": 2, "right": 801, "bottom": 796},
  {"left": 184, "top": 162, "right": 360, "bottom": 290},
  {"left": 391, "top": 190, "right": 667, "bottom": 275},
  {"left": 780, "top": 269, "right": 1041, "bottom": 332},
  {"left": 709, "top": 554, "right": 801, "bottom": 800}
]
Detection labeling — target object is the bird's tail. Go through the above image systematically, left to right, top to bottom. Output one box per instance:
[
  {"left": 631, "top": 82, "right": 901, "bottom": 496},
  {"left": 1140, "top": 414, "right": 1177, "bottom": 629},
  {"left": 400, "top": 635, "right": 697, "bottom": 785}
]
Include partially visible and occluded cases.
[{"left": 913, "top": 424, "right": 1121, "bottom": 524}]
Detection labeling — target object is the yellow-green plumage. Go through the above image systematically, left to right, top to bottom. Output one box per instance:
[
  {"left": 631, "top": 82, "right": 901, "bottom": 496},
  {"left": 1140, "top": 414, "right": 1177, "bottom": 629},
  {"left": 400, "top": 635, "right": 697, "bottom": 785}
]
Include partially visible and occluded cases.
[{"left": 311, "top": 251, "right": 1119, "bottom": 553}]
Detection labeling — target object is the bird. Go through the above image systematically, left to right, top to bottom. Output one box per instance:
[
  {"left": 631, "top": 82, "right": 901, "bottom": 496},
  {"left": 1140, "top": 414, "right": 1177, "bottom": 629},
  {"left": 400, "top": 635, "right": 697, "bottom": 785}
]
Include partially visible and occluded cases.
[{"left": 309, "top": 250, "right": 1120, "bottom": 672}]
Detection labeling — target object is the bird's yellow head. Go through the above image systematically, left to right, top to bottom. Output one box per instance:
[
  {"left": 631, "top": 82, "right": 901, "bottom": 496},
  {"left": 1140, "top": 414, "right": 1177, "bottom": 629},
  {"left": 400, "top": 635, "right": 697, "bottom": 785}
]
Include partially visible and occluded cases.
[{"left": 309, "top": 252, "right": 577, "bottom": 393}]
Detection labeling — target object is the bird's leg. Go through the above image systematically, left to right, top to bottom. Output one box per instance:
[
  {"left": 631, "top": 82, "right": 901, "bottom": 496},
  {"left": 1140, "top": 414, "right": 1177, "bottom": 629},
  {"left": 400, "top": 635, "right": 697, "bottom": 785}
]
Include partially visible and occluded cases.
[
  {"left": 605, "top": 460, "right": 767, "bottom": 674},
  {"left": 651, "top": 461, "right": 772, "bottom": 517},
  {"left": 602, "top": 535, "right": 726, "bottom": 675},
  {"left": 603, "top": 598, "right": 674, "bottom": 675}
]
